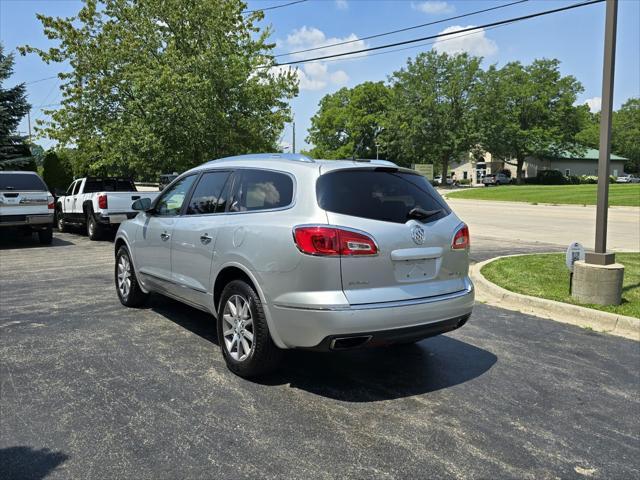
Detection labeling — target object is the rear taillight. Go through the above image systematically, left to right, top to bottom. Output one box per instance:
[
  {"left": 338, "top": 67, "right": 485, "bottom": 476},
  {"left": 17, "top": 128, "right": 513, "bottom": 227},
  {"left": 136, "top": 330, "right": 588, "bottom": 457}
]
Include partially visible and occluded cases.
[
  {"left": 98, "top": 194, "right": 108, "bottom": 209},
  {"left": 47, "top": 196, "right": 54, "bottom": 210},
  {"left": 452, "top": 224, "right": 470, "bottom": 250},
  {"left": 293, "top": 226, "right": 378, "bottom": 256}
]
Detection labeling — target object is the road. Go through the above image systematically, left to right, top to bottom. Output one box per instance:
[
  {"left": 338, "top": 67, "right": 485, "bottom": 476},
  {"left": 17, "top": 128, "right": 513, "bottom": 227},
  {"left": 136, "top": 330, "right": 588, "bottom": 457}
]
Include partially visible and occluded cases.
[
  {"left": 446, "top": 198, "right": 640, "bottom": 253},
  {"left": 1, "top": 231, "right": 639, "bottom": 479}
]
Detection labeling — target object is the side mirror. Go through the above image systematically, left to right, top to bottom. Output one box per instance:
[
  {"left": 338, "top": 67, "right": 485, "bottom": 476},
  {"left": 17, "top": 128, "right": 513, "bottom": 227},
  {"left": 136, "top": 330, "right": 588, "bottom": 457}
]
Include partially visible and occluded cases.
[{"left": 132, "top": 197, "right": 152, "bottom": 212}]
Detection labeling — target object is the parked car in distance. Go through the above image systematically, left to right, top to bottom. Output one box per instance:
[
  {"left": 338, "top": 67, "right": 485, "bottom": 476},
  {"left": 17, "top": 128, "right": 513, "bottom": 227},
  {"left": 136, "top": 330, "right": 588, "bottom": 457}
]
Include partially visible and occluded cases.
[
  {"left": 115, "top": 154, "right": 474, "bottom": 378},
  {"left": 0, "top": 171, "right": 55, "bottom": 244},
  {"left": 482, "top": 173, "right": 510, "bottom": 186},
  {"left": 616, "top": 174, "right": 640, "bottom": 183},
  {"left": 434, "top": 175, "right": 457, "bottom": 186},
  {"left": 56, "top": 177, "right": 160, "bottom": 240}
]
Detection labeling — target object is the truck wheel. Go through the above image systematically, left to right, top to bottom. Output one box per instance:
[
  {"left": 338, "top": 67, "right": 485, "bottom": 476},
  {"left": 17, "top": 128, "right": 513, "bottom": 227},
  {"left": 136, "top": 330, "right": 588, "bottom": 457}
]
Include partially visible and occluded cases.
[
  {"left": 56, "top": 209, "right": 67, "bottom": 232},
  {"left": 86, "top": 211, "right": 103, "bottom": 240},
  {"left": 38, "top": 227, "right": 53, "bottom": 245},
  {"left": 115, "top": 246, "right": 148, "bottom": 307},
  {"left": 217, "top": 280, "right": 282, "bottom": 378}
]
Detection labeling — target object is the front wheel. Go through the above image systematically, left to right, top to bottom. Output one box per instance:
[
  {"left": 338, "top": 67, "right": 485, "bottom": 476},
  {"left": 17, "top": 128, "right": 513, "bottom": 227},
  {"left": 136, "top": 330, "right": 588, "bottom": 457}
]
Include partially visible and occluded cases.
[
  {"left": 115, "top": 246, "right": 148, "bottom": 307},
  {"left": 217, "top": 280, "right": 282, "bottom": 378}
]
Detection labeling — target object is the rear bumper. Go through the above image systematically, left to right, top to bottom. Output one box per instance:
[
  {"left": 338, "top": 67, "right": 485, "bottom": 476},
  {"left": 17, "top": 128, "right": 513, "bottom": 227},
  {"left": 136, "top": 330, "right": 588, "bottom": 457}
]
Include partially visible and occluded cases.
[
  {"left": 96, "top": 212, "right": 137, "bottom": 225},
  {"left": 0, "top": 213, "right": 54, "bottom": 228},
  {"left": 268, "top": 279, "right": 474, "bottom": 348}
]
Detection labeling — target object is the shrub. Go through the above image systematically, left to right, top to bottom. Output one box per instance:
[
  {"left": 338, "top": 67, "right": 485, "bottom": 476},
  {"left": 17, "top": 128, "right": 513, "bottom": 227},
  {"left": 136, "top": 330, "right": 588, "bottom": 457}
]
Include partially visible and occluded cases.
[
  {"left": 42, "top": 150, "right": 73, "bottom": 192},
  {"left": 536, "top": 169, "right": 566, "bottom": 185},
  {"left": 567, "top": 175, "right": 581, "bottom": 185},
  {"left": 579, "top": 175, "right": 598, "bottom": 184},
  {"left": 458, "top": 178, "right": 472, "bottom": 185}
]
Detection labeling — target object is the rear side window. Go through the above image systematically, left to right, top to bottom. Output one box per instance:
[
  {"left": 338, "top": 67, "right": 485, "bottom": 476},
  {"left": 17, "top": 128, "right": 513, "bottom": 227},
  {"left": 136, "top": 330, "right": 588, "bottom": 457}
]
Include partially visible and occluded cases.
[
  {"left": 229, "top": 169, "right": 294, "bottom": 212},
  {"left": 316, "top": 169, "right": 451, "bottom": 224},
  {"left": 186, "top": 171, "right": 231, "bottom": 215},
  {"left": 0, "top": 173, "right": 47, "bottom": 191},
  {"left": 84, "top": 178, "right": 137, "bottom": 193}
]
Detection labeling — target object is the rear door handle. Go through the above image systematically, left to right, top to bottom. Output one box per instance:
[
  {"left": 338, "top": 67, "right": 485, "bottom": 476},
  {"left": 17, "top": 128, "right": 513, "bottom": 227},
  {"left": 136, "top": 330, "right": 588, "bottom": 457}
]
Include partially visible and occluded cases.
[
  {"left": 160, "top": 232, "right": 171, "bottom": 241},
  {"left": 200, "top": 234, "right": 212, "bottom": 245}
]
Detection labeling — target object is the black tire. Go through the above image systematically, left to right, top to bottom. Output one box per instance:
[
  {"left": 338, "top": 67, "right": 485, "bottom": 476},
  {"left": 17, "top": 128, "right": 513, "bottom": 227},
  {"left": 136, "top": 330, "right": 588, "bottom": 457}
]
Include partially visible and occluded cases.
[
  {"left": 56, "top": 209, "right": 67, "bottom": 232},
  {"left": 86, "top": 210, "right": 103, "bottom": 240},
  {"left": 38, "top": 227, "right": 53, "bottom": 245},
  {"left": 115, "top": 246, "right": 148, "bottom": 307},
  {"left": 217, "top": 280, "right": 282, "bottom": 378}
]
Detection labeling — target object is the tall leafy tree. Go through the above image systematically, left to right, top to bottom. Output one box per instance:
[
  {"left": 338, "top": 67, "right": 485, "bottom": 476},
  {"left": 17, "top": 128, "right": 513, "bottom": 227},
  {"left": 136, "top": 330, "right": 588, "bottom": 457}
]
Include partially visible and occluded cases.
[
  {"left": 20, "top": 0, "right": 298, "bottom": 179},
  {"left": 0, "top": 43, "right": 33, "bottom": 170},
  {"left": 383, "top": 51, "right": 483, "bottom": 171},
  {"left": 477, "top": 59, "right": 585, "bottom": 181},
  {"left": 307, "top": 81, "right": 389, "bottom": 160},
  {"left": 577, "top": 98, "right": 640, "bottom": 173}
]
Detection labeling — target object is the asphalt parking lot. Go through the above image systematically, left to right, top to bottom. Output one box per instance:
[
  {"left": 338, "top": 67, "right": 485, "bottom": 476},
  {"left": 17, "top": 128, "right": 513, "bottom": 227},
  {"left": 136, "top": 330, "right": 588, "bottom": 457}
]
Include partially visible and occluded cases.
[{"left": 1, "top": 231, "right": 639, "bottom": 479}]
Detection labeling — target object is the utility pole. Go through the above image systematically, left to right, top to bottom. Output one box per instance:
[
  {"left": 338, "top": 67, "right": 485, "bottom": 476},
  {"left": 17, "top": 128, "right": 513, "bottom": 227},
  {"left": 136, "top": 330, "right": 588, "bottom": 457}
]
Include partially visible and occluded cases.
[
  {"left": 572, "top": 0, "right": 624, "bottom": 307},
  {"left": 586, "top": 0, "right": 618, "bottom": 266},
  {"left": 27, "top": 109, "right": 32, "bottom": 144},
  {"left": 292, "top": 122, "right": 296, "bottom": 154}
]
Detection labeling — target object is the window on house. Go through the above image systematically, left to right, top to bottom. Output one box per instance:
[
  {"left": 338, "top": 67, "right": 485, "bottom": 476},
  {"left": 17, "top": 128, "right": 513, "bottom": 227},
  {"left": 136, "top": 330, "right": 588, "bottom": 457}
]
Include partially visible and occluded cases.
[
  {"left": 565, "top": 169, "right": 570, "bottom": 177},
  {"left": 463, "top": 171, "right": 468, "bottom": 180}
]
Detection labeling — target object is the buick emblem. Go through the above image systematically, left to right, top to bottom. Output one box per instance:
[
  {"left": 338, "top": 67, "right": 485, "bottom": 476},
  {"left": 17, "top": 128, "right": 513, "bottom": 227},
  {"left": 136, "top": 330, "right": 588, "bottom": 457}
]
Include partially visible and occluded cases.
[{"left": 411, "top": 225, "right": 425, "bottom": 245}]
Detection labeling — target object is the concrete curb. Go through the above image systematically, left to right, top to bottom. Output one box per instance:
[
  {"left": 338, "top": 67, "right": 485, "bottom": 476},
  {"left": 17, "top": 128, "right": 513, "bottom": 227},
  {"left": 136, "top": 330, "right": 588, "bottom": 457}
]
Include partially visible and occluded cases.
[{"left": 470, "top": 255, "right": 640, "bottom": 341}]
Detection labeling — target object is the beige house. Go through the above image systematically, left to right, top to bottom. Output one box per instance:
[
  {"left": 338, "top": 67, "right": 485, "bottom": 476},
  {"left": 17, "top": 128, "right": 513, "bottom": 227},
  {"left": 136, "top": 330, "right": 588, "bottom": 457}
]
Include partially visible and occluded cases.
[{"left": 449, "top": 148, "right": 628, "bottom": 185}]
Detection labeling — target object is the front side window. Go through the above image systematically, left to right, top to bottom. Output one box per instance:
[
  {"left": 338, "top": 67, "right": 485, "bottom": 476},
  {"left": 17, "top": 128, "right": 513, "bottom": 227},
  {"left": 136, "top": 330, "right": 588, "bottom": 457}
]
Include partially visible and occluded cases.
[
  {"left": 316, "top": 168, "right": 451, "bottom": 224},
  {"left": 229, "top": 169, "right": 294, "bottom": 212},
  {"left": 186, "top": 171, "right": 231, "bottom": 215},
  {"left": 154, "top": 175, "right": 197, "bottom": 216},
  {"left": 66, "top": 181, "right": 78, "bottom": 196}
]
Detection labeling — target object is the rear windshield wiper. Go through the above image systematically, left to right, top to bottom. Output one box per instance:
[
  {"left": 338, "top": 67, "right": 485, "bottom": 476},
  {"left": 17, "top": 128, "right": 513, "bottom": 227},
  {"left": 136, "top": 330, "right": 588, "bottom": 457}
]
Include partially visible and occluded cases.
[{"left": 407, "top": 207, "right": 442, "bottom": 222}]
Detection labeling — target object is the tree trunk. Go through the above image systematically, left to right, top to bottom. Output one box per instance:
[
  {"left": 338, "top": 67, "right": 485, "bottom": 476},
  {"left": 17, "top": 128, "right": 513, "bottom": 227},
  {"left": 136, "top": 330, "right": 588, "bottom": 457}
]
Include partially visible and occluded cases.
[
  {"left": 441, "top": 156, "right": 449, "bottom": 186},
  {"left": 516, "top": 156, "right": 525, "bottom": 184}
]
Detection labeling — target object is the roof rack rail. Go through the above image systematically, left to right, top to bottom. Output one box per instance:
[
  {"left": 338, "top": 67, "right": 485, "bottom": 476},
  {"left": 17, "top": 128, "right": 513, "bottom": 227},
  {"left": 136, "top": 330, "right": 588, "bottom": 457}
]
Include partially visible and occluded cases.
[{"left": 207, "top": 153, "right": 315, "bottom": 164}]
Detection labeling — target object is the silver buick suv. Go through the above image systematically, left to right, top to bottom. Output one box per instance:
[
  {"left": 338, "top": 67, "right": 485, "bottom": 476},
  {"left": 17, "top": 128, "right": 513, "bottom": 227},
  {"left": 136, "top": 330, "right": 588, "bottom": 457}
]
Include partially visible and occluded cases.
[{"left": 115, "top": 154, "right": 474, "bottom": 377}]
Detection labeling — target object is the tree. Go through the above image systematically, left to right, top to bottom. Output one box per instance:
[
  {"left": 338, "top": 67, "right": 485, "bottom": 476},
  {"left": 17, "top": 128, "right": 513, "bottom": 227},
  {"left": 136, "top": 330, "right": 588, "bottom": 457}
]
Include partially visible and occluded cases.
[
  {"left": 20, "top": 0, "right": 298, "bottom": 179},
  {"left": 0, "top": 43, "right": 33, "bottom": 170},
  {"left": 383, "top": 51, "right": 483, "bottom": 172},
  {"left": 477, "top": 59, "right": 586, "bottom": 182},
  {"left": 307, "top": 81, "right": 390, "bottom": 160},
  {"left": 612, "top": 98, "right": 639, "bottom": 173},
  {"left": 42, "top": 150, "right": 74, "bottom": 192}
]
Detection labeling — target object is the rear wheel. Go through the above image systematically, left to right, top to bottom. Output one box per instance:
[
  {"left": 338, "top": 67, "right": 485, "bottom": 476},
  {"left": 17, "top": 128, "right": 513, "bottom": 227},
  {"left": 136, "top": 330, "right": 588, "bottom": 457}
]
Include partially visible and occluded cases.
[
  {"left": 86, "top": 211, "right": 103, "bottom": 240},
  {"left": 38, "top": 227, "right": 53, "bottom": 245},
  {"left": 115, "top": 246, "right": 148, "bottom": 307},
  {"left": 217, "top": 280, "right": 282, "bottom": 378}
]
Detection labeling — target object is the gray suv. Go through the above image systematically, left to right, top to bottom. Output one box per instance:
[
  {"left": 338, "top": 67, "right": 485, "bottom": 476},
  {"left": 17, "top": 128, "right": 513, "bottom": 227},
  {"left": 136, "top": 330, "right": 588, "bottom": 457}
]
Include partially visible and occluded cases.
[{"left": 115, "top": 154, "right": 474, "bottom": 377}]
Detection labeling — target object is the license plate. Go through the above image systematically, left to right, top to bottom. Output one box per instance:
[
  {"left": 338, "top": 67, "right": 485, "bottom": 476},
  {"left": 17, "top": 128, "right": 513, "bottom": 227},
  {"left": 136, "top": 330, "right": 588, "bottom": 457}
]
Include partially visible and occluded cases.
[
  {"left": 3, "top": 197, "right": 19, "bottom": 204},
  {"left": 109, "top": 214, "right": 128, "bottom": 224},
  {"left": 394, "top": 259, "right": 437, "bottom": 282}
]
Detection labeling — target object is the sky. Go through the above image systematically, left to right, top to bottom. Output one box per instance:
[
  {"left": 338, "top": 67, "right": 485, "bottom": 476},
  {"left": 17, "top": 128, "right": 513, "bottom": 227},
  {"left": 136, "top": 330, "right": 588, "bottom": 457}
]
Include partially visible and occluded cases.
[{"left": 1, "top": 0, "right": 639, "bottom": 153}]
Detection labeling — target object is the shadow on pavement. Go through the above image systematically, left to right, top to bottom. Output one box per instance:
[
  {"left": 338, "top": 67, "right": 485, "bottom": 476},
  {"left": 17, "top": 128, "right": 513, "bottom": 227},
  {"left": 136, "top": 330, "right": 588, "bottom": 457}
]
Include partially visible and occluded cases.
[
  {"left": 0, "top": 232, "right": 75, "bottom": 250},
  {"left": 151, "top": 295, "right": 497, "bottom": 401},
  {"left": 0, "top": 446, "right": 68, "bottom": 480}
]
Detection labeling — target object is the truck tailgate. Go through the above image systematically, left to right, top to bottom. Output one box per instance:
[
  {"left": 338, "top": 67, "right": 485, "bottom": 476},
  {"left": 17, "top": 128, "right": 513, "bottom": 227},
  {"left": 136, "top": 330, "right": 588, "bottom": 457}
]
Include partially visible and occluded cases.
[{"left": 102, "top": 191, "right": 159, "bottom": 214}]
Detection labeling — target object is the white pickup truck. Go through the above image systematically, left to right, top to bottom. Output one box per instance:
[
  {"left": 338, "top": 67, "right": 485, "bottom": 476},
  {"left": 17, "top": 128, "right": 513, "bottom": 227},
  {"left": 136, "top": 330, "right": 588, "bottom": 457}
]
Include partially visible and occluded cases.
[
  {"left": 0, "top": 171, "right": 55, "bottom": 244},
  {"left": 56, "top": 177, "right": 159, "bottom": 240}
]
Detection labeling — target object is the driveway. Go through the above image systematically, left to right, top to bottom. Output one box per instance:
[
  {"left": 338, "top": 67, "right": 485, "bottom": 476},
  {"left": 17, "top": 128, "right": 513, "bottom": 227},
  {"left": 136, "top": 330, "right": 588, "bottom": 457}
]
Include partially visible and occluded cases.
[
  {"left": 447, "top": 198, "right": 640, "bottom": 253},
  {"left": 1, "top": 232, "right": 639, "bottom": 479}
]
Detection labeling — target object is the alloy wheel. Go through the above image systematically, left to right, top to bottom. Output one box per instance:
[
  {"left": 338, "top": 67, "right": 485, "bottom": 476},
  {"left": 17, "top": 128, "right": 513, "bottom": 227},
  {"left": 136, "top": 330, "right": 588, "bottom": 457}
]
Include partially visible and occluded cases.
[
  {"left": 117, "top": 254, "right": 132, "bottom": 299},
  {"left": 222, "top": 295, "right": 254, "bottom": 362}
]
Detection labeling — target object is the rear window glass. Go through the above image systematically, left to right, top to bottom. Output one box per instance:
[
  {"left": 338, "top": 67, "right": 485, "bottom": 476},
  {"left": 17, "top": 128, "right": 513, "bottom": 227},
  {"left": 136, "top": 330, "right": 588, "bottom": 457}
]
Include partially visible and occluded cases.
[
  {"left": 229, "top": 169, "right": 294, "bottom": 212},
  {"left": 316, "top": 169, "right": 451, "bottom": 224},
  {"left": 186, "top": 171, "right": 231, "bottom": 215},
  {"left": 0, "top": 173, "right": 47, "bottom": 191},
  {"left": 84, "top": 179, "right": 137, "bottom": 193}
]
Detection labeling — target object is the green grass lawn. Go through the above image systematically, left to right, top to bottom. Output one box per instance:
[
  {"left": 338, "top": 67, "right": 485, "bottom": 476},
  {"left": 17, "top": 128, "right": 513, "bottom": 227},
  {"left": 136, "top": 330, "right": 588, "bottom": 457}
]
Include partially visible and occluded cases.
[
  {"left": 445, "top": 184, "right": 640, "bottom": 207},
  {"left": 481, "top": 252, "right": 640, "bottom": 318}
]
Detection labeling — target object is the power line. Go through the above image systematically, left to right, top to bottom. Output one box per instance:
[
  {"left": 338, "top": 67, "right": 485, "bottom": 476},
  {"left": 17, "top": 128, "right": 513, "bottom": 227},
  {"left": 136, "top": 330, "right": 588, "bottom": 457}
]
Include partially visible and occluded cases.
[
  {"left": 244, "top": 0, "right": 307, "bottom": 14},
  {"left": 271, "top": 0, "right": 604, "bottom": 67},
  {"left": 275, "top": 0, "right": 528, "bottom": 58},
  {"left": 25, "top": 75, "right": 59, "bottom": 85}
]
